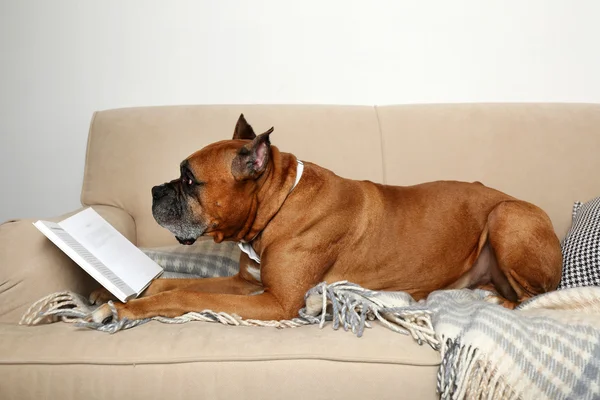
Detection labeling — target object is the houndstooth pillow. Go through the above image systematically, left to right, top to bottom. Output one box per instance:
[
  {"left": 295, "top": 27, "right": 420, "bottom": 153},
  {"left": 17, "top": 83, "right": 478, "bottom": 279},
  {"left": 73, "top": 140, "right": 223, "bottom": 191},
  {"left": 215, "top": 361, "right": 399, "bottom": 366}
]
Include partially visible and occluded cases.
[
  {"left": 558, "top": 196, "right": 600, "bottom": 289},
  {"left": 141, "top": 240, "right": 241, "bottom": 279}
]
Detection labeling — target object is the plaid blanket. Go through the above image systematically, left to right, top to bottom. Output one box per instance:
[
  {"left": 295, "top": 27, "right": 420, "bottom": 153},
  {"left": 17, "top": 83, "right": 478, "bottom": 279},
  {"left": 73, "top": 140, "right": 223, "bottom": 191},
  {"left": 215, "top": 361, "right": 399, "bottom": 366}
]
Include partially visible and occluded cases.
[{"left": 141, "top": 241, "right": 240, "bottom": 279}]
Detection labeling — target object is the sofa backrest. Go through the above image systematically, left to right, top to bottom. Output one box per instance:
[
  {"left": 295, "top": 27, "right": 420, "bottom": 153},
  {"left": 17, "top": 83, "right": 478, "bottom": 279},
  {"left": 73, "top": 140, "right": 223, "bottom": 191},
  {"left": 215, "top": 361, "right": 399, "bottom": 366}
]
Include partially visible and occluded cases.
[
  {"left": 377, "top": 103, "right": 600, "bottom": 239},
  {"left": 83, "top": 104, "right": 600, "bottom": 247}
]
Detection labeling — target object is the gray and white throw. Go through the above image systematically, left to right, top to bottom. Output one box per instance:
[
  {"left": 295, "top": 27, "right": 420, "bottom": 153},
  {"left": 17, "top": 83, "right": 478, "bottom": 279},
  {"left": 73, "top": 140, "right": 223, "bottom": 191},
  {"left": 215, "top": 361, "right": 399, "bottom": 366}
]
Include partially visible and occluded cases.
[{"left": 428, "top": 287, "right": 600, "bottom": 399}]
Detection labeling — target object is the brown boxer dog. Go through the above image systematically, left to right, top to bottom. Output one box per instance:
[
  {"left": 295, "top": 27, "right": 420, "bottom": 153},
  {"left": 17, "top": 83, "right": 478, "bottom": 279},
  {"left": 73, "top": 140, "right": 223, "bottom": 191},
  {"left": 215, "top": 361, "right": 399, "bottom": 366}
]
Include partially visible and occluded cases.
[{"left": 89, "top": 114, "right": 563, "bottom": 323}]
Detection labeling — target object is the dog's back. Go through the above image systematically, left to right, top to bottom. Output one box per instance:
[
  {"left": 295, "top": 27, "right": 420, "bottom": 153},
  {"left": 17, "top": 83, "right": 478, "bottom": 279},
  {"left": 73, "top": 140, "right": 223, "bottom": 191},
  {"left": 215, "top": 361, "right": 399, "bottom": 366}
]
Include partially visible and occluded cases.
[{"left": 269, "top": 159, "right": 561, "bottom": 303}]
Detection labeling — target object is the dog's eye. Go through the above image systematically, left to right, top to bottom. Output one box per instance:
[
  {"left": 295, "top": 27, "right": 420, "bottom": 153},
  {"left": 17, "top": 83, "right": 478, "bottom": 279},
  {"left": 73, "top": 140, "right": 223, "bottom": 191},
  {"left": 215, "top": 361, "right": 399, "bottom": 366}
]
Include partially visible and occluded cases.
[{"left": 181, "top": 168, "right": 196, "bottom": 187}]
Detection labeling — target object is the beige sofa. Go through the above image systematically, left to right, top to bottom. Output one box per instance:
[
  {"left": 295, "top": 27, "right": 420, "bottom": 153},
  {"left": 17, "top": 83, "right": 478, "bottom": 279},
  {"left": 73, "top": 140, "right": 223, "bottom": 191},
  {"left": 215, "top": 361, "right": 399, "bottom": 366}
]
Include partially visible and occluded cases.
[{"left": 1, "top": 104, "right": 599, "bottom": 399}]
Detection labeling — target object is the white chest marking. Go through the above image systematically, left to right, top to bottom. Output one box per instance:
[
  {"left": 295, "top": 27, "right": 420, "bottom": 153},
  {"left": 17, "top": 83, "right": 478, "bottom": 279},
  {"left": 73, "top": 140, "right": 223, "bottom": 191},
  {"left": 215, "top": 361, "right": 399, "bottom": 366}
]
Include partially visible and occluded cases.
[
  {"left": 239, "top": 242, "right": 261, "bottom": 264},
  {"left": 246, "top": 264, "right": 262, "bottom": 283}
]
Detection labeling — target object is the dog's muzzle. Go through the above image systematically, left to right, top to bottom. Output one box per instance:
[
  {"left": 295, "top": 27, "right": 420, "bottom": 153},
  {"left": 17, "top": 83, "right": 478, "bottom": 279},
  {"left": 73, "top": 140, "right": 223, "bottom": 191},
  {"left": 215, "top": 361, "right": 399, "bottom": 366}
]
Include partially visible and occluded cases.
[{"left": 152, "top": 184, "right": 170, "bottom": 200}]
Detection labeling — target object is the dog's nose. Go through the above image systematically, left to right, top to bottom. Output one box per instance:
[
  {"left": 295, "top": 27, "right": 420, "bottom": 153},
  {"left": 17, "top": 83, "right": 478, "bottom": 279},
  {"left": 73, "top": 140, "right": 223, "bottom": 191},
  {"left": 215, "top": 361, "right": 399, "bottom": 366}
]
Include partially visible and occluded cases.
[{"left": 152, "top": 184, "right": 169, "bottom": 200}]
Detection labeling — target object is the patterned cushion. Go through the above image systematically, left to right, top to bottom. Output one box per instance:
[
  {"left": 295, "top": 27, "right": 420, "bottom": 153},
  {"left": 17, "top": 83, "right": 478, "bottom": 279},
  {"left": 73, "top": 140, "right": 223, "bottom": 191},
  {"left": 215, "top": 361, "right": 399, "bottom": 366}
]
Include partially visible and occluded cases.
[
  {"left": 558, "top": 197, "right": 600, "bottom": 289},
  {"left": 141, "top": 240, "right": 241, "bottom": 279}
]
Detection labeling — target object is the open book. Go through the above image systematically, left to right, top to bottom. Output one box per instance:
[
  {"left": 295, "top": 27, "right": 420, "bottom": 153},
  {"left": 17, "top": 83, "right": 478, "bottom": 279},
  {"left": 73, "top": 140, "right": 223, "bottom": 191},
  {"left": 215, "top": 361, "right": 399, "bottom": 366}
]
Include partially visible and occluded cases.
[{"left": 33, "top": 208, "right": 163, "bottom": 302}]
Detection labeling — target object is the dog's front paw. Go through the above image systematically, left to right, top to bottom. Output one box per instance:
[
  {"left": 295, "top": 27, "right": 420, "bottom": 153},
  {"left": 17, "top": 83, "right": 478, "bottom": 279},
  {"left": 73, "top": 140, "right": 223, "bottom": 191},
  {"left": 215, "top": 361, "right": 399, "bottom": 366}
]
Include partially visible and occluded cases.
[
  {"left": 89, "top": 287, "right": 117, "bottom": 305},
  {"left": 87, "top": 302, "right": 139, "bottom": 324},
  {"left": 88, "top": 303, "right": 115, "bottom": 324}
]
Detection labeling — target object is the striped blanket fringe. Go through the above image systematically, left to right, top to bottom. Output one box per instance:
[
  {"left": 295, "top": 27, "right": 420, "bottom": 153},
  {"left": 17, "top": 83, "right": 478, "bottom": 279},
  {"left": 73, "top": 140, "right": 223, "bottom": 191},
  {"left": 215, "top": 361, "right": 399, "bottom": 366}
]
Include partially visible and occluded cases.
[
  {"left": 19, "top": 281, "right": 439, "bottom": 347},
  {"left": 437, "top": 338, "right": 520, "bottom": 400}
]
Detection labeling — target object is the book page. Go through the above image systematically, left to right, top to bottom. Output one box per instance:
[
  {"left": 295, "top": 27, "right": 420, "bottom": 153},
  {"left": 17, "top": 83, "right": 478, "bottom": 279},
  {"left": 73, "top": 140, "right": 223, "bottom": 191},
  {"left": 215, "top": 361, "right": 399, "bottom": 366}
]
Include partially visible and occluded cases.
[
  {"left": 58, "top": 208, "right": 163, "bottom": 294},
  {"left": 33, "top": 221, "right": 135, "bottom": 301}
]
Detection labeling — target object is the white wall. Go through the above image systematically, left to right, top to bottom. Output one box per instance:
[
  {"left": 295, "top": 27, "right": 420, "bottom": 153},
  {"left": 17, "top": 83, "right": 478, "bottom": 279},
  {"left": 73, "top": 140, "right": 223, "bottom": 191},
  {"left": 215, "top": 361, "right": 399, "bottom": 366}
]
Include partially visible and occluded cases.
[{"left": 1, "top": 0, "right": 599, "bottom": 222}]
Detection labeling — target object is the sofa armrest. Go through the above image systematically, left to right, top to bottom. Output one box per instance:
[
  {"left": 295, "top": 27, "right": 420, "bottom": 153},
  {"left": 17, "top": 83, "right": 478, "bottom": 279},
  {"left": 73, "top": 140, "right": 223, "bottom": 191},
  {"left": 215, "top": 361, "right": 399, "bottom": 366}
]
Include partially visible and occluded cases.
[{"left": 0, "top": 205, "right": 137, "bottom": 324}]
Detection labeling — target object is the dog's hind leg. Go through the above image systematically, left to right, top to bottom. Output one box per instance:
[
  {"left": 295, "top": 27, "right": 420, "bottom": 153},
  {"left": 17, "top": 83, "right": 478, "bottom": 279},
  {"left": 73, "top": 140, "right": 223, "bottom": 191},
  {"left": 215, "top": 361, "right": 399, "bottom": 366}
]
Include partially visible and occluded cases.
[
  {"left": 444, "top": 200, "right": 562, "bottom": 308},
  {"left": 484, "top": 200, "right": 563, "bottom": 306}
]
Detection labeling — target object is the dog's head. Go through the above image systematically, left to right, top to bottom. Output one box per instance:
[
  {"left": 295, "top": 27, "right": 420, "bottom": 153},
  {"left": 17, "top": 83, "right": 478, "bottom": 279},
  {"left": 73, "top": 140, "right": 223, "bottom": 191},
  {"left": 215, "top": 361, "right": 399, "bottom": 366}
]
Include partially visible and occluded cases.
[{"left": 151, "top": 114, "right": 273, "bottom": 244}]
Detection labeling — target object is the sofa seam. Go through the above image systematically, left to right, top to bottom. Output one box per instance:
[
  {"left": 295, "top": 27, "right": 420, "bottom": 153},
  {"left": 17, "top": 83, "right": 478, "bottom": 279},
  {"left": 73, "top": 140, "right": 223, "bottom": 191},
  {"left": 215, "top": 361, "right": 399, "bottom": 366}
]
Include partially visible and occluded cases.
[
  {"left": 374, "top": 106, "right": 387, "bottom": 184},
  {"left": 80, "top": 111, "right": 98, "bottom": 208},
  {"left": 0, "top": 356, "right": 440, "bottom": 367}
]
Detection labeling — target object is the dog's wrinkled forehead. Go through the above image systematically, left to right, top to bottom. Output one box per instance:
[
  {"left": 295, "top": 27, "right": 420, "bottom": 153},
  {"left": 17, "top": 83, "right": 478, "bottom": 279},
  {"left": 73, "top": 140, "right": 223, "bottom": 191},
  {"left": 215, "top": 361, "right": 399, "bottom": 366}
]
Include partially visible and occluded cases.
[{"left": 182, "top": 140, "right": 252, "bottom": 184}]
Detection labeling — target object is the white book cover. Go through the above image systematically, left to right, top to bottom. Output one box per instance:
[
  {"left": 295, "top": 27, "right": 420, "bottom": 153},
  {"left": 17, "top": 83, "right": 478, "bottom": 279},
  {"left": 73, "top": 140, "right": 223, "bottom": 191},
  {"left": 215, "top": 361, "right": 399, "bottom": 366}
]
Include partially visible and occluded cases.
[{"left": 33, "top": 208, "right": 163, "bottom": 302}]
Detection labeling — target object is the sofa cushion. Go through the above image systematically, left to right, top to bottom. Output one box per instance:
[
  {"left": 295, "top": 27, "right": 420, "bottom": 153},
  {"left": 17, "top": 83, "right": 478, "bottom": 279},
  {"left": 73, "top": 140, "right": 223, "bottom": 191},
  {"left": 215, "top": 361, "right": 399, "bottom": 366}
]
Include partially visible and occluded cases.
[
  {"left": 559, "top": 197, "right": 600, "bottom": 289},
  {"left": 0, "top": 322, "right": 440, "bottom": 399}
]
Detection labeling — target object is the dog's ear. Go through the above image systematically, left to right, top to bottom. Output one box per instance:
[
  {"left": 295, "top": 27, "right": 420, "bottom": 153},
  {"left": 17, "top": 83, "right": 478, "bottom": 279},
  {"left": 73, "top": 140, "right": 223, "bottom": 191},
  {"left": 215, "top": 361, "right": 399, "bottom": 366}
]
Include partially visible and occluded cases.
[
  {"left": 232, "top": 114, "right": 256, "bottom": 140},
  {"left": 232, "top": 127, "right": 274, "bottom": 180}
]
